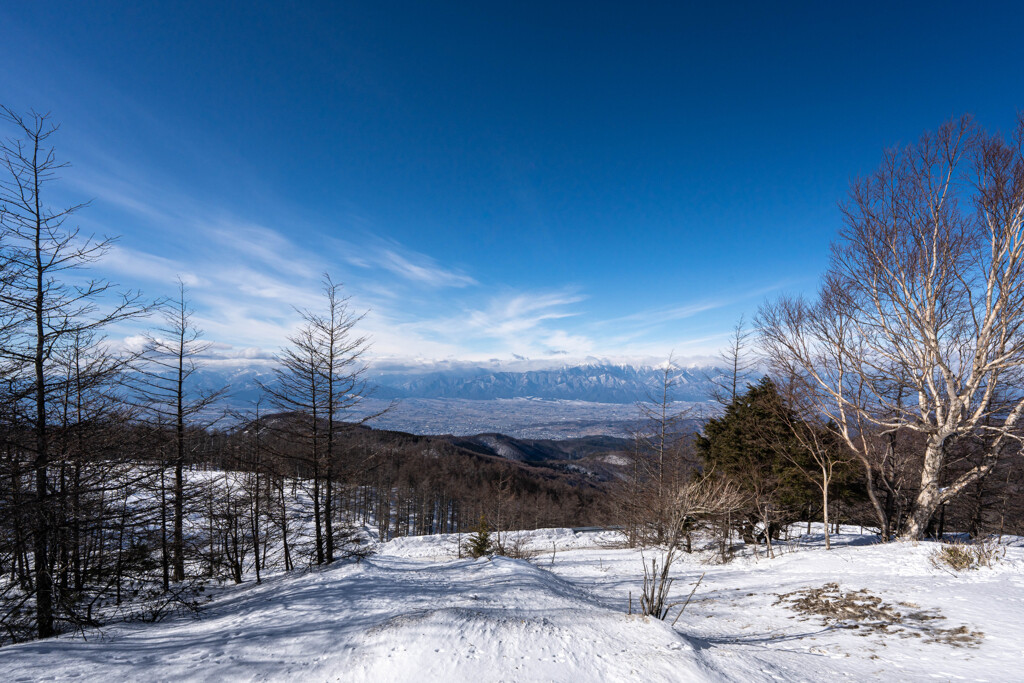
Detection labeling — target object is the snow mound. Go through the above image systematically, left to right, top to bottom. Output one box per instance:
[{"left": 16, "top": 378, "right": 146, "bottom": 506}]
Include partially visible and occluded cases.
[
  {"left": 377, "top": 527, "right": 624, "bottom": 559},
  {"left": 347, "top": 556, "right": 710, "bottom": 682}
]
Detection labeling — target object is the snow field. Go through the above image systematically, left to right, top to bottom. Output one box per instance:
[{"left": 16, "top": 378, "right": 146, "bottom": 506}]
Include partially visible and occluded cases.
[{"left": 1, "top": 527, "right": 1022, "bottom": 682}]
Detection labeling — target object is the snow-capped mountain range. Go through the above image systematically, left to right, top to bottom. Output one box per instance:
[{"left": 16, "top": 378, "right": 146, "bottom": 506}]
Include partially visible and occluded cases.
[
  {"left": 185, "top": 361, "right": 734, "bottom": 437},
  {"left": 196, "top": 361, "right": 727, "bottom": 406},
  {"left": 369, "top": 363, "right": 721, "bottom": 403}
]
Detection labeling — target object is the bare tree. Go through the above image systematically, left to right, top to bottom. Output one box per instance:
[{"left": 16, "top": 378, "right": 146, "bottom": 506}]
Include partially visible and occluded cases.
[
  {"left": 0, "top": 107, "right": 151, "bottom": 637},
  {"left": 759, "top": 115, "right": 1024, "bottom": 539},
  {"left": 260, "top": 275, "right": 379, "bottom": 564},
  {"left": 308, "top": 275, "right": 374, "bottom": 562},
  {"left": 132, "top": 280, "right": 225, "bottom": 583},
  {"left": 760, "top": 288, "right": 905, "bottom": 539},
  {"left": 709, "top": 316, "right": 756, "bottom": 406},
  {"left": 261, "top": 324, "right": 327, "bottom": 564},
  {"left": 621, "top": 355, "right": 696, "bottom": 545},
  {"left": 636, "top": 356, "right": 690, "bottom": 499},
  {"left": 768, "top": 374, "right": 851, "bottom": 550},
  {"left": 636, "top": 474, "right": 744, "bottom": 620}
]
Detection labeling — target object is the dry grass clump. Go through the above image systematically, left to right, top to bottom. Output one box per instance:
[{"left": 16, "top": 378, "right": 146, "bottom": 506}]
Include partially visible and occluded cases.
[
  {"left": 930, "top": 538, "right": 1005, "bottom": 572},
  {"left": 775, "top": 583, "right": 983, "bottom": 647}
]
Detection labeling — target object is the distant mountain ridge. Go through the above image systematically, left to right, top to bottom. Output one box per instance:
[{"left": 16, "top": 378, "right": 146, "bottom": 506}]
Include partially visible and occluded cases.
[
  {"left": 183, "top": 362, "right": 730, "bottom": 436},
  {"left": 193, "top": 362, "right": 725, "bottom": 407},
  {"left": 368, "top": 363, "right": 722, "bottom": 404}
]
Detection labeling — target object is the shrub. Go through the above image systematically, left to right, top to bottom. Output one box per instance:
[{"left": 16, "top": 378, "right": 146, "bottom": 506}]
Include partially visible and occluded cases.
[{"left": 494, "top": 532, "right": 539, "bottom": 560}]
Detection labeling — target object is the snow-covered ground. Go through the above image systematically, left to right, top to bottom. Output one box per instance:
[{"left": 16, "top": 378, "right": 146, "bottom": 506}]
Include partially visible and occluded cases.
[{"left": 3, "top": 527, "right": 1022, "bottom": 682}]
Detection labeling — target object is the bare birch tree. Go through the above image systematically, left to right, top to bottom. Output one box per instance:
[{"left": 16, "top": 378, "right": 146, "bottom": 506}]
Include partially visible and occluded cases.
[
  {"left": 759, "top": 115, "right": 1024, "bottom": 539},
  {"left": 768, "top": 374, "right": 850, "bottom": 550}
]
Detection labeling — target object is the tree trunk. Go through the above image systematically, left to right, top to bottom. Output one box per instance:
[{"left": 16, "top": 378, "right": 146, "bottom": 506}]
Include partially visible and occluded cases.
[
  {"left": 34, "top": 194, "right": 54, "bottom": 638},
  {"left": 173, "top": 337, "right": 186, "bottom": 582},
  {"left": 325, "top": 373, "right": 335, "bottom": 563},
  {"left": 903, "top": 437, "right": 946, "bottom": 540},
  {"left": 33, "top": 460, "right": 52, "bottom": 637},
  {"left": 160, "top": 469, "right": 170, "bottom": 591},
  {"left": 251, "top": 470, "right": 261, "bottom": 584},
  {"left": 312, "top": 473, "right": 324, "bottom": 565},
  {"left": 324, "top": 473, "right": 334, "bottom": 563},
  {"left": 822, "top": 477, "right": 831, "bottom": 551}
]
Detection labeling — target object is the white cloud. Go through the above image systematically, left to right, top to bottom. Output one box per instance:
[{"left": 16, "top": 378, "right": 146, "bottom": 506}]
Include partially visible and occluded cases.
[
  {"left": 73, "top": 151, "right": 773, "bottom": 369},
  {"left": 207, "top": 222, "right": 326, "bottom": 279},
  {"left": 330, "top": 236, "right": 476, "bottom": 288},
  {"left": 102, "top": 246, "right": 205, "bottom": 288},
  {"left": 377, "top": 249, "right": 476, "bottom": 287},
  {"left": 465, "top": 291, "right": 585, "bottom": 338},
  {"left": 596, "top": 300, "right": 726, "bottom": 329},
  {"left": 541, "top": 330, "right": 595, "bottom": 356}
]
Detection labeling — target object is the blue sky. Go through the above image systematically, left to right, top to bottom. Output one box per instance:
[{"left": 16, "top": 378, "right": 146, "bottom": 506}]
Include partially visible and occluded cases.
[{"left": 2, "top": 2, "right": 1023, "bottom": 367}]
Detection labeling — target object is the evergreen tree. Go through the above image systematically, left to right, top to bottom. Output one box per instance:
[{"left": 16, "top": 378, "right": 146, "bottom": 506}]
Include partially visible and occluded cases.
[
  {"left": 695, "top": 378, "right": 817, "bottom": 552},
  {"left": 464, "top": 514, "right": 492, "bottom": 558}
]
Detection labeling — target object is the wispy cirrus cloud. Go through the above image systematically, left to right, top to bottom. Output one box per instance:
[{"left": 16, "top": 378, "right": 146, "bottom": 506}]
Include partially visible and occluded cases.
[
  {"left": 62, "top": 145, "right": 775, "bottom": 368},
  {"left": 66, "top": 164, "right": 485, "bottom": 355},
  {"left": 207, "top": 223, "right": 322, "bottom": 279},
  {"left": 330, "top": 236, "right": 476, "bottom": 289},
  {"left": 103, "top": 246, "right": 206, "bottom": 288},
  {"left": 375, "top": 248, "right": 476, "bottom": 288},
  {"left": 595, "top": 281, "right": 791, "bottom": 334},
  {"left": 360, "top": 288, "right": 591, "bottom": 361},
  {"left": 465, "top": 290, "right": 584, "bottom": 338},
  {"left": 599, "top": 300, "right": 727, "bottom": 327}
]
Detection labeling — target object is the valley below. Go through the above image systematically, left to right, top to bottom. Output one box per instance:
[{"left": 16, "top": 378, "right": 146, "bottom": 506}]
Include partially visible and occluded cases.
[{"left": 353, "top": 397, "right": 701, "bottom": 439}]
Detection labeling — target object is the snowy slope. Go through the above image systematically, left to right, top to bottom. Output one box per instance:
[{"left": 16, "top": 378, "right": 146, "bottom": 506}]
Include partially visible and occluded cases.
[{"left": 2, "top": 528, "right": 1022, "bottom": 682}]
